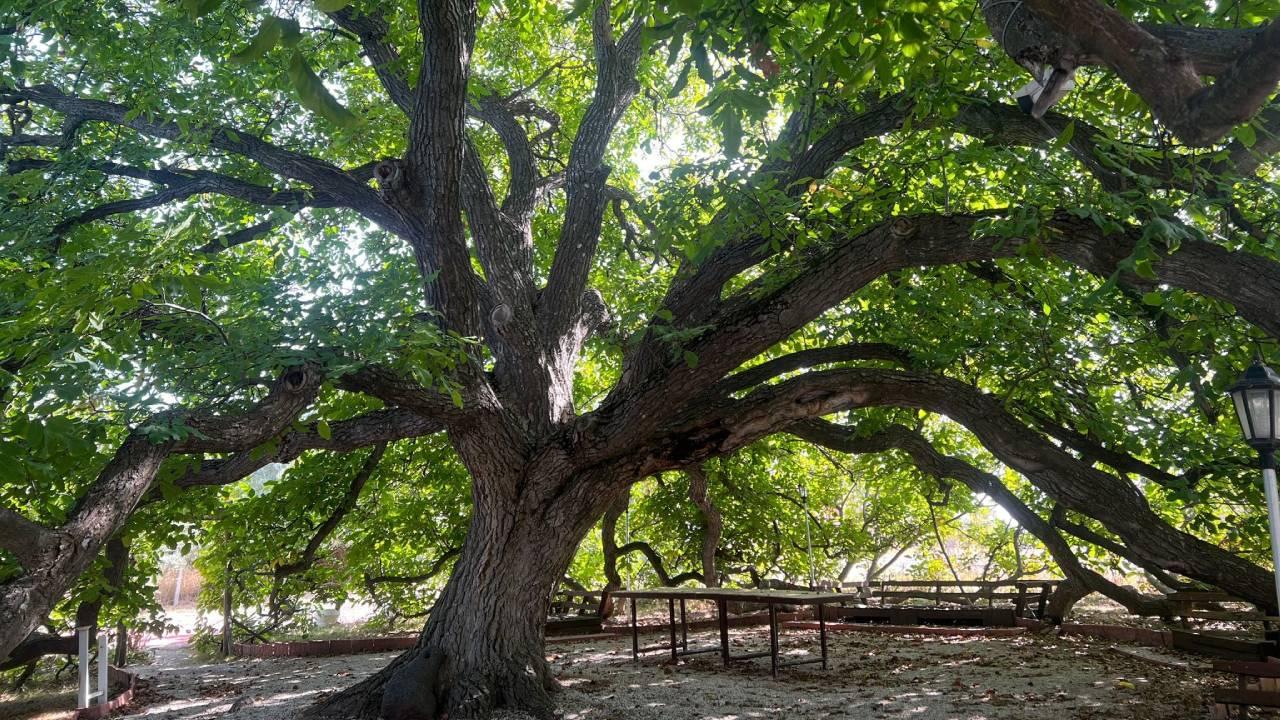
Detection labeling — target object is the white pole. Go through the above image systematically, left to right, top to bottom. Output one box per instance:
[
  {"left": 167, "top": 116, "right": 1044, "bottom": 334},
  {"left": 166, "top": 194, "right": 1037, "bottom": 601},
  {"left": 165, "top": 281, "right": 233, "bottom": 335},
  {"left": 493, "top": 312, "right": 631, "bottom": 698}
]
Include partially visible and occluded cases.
[
  {"left": 1262, "top": 466, "right": 1280, "bottom": 609},
  {"left": 172, "top": 563, "right": 185, "bottom": 606},
  {"left": 77, "top": 627, "right": 90, "bottom": 709},
  {"left": 97, "top": 632, "right": 109, "bottom": 705}
]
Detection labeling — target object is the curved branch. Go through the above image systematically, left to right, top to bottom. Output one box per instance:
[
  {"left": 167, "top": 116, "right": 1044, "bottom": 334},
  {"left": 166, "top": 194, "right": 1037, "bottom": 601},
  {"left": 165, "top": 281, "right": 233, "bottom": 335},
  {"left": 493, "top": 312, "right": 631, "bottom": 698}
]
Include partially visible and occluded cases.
[
  {"left": 1017, "top": 0, "right": 1280, "bottom": 146},
  {"left": 0, "top": 85, "right": 401, "bottom": 234},
  {"left": 595, "top": 210, "right": 1280, "bottom": 464},
  {"left": 657, "top": 366, "right": 1274, "bottom": 608},
  {"left": 0, "top": 368, "right": 324, "bottom": 663},
  {"left": 791, "top": 420, "right": 1172, "bottom": 617},
  {"left": 267, "top": 444, "right": 387, "bottom": 617},
  {"left": 615, "top": 541, "right": 703, "bottom": 587},
  {"left": 364, "top": 546, "right": 461, "bottom": 588}
]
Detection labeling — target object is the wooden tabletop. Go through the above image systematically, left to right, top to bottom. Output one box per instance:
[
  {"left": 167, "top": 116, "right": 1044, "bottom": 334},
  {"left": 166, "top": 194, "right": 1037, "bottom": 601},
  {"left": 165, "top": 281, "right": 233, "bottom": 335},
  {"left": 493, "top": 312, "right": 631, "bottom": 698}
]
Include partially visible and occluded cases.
[{"left": 610, "top": 587, "right": 862, "bottom": 604}]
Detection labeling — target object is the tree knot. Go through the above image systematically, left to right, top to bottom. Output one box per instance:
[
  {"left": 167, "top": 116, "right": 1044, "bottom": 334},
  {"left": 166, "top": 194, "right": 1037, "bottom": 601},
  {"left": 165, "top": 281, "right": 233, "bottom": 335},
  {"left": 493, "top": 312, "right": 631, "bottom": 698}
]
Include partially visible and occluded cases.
[{"left": 889, "top": 217, "right": 916, "bottom": 239}]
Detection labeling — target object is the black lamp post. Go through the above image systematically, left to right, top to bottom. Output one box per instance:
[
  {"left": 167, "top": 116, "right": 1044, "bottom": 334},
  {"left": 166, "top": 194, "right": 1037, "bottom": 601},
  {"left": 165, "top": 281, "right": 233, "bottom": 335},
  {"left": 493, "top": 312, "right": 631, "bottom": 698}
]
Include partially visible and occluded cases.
[
  {"left": 1228, "top": 357, "right": 1280, "bottom": 619},
  {"left": 798, "top": 484, "right": 816, "bottom": 590}
]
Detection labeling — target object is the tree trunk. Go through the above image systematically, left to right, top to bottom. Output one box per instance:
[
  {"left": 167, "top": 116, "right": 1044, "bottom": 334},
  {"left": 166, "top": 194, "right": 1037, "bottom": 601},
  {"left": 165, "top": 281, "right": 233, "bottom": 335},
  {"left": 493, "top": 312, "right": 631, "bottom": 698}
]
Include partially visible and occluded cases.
[
  {"left": 316, "top": 466, "right": 617, "bottom": 719},
  {"left": 686, "top": 466, "right": 721, "bottom": 587}
]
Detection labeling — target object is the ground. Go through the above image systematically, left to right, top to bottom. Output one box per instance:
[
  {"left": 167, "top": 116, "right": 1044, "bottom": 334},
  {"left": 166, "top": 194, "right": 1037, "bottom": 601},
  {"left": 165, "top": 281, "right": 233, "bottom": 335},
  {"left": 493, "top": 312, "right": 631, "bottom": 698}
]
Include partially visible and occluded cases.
[{"left": 60, "top": 625, "right": 1221, "bottom": 720}]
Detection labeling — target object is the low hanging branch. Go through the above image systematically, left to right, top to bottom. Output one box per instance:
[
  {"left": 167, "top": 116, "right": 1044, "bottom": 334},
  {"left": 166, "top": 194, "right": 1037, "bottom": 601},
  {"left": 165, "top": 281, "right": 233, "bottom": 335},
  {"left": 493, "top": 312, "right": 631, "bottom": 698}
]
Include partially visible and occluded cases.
[
  {"left": 993, "top": 0, "right": 1280, "bottom": 146},
  {"left": 0, "top": 366, "right": 325, "bottom": 662},
  {"left": 791, "top": 420, "right": 1173, "bottom": 618},
  {"left": 265, "top": 444, "right": 387, "bottom": 621}
]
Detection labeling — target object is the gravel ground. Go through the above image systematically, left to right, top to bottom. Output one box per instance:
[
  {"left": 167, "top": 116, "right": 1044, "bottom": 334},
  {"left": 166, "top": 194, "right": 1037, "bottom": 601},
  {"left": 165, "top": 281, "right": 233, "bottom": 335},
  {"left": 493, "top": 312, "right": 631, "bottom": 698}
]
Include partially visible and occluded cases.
[{"left": 103, "top": 625, "right": 1230, "bottom": 720}]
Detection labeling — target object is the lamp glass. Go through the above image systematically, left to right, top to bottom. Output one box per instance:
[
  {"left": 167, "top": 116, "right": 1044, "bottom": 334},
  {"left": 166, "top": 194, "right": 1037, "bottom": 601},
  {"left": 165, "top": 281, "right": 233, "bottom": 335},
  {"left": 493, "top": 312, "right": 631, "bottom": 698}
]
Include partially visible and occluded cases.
[
  {"left": 1249, "top": 388, "right": 1274, "bottom": 441},
  {"left": 1273, "top": 388, "right": 1280, "bottom": 442},
  {"left": 1235, "top": 391, "right": 1255, "bottom": 440}
]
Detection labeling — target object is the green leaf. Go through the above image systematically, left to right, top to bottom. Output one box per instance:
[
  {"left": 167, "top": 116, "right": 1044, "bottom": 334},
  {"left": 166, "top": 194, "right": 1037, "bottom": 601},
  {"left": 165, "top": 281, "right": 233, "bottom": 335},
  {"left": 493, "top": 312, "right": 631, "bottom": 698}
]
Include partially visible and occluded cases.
[
  {"left": 181, "top": 0, "right": 222, "bottom": 19},
  {"left": 313, "top": 0, "right": 353, "bottom": 11},
  {"left": 230, "top": 17, "right": 283, "bottom": 65},
  {"left": 279, "top": 18, "right": 302, "bottom": 47},
  {"left": 286, "top": 51, "right": 360, "bottom": 127},
  {"left": 719, "top": 109, "right": 743, "bottom": 158},
  {"left": 1053, "top": 120, "right": 1075, "bottom": 149},
  {"left": 1233, "top": 122, "right": 1257, "bottom": 148},
  {"left": 1134, "top": 258, "right": 1157, "bottom": 279},
  {"left": 1141, "top": 291, "right": 1164, "bottom": 306},
  {"left": 682, "top": 349, "right": 699, "bottom": 368},
  {"left": 316, "top": 419, "right": 332, "bottom": 440}
]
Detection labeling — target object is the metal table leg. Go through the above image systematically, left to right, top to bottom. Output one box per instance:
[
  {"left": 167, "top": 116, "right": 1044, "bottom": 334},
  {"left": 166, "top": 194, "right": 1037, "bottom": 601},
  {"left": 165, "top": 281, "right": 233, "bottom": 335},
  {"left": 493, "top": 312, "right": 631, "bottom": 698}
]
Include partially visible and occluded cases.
[
  {"left": 630, "top": 597, "right": 639, "bottom": 660},
  {"left": 668, "top": 597, "right": 678, "bottom": 663},
  {"left": 680, "top": 598, "right": 688, "bottom": 651},
  {"left": 717, "top": 598, "right": 730, "bottom": 666},
  {"left": 819, "top": 602, "right": 828, "bottom": 670},
  {"left": 768, "top": 604, "right": 779, "bottom": 678}
]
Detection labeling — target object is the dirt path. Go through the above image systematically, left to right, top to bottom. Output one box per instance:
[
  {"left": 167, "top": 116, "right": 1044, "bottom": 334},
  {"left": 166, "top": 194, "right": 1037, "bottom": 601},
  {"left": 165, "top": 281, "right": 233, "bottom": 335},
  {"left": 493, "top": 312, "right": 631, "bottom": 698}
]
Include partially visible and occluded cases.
[{"left": 113, "top": 628, "right": 1225, "bottom": 719}]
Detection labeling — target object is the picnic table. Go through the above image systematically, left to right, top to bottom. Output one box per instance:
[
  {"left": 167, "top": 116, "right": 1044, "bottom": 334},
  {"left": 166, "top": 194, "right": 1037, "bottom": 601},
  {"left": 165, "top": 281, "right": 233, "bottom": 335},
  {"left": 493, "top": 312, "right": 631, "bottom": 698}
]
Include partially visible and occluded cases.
[{"left": 610, "top": 587, "right": 862, "bottom": 677}]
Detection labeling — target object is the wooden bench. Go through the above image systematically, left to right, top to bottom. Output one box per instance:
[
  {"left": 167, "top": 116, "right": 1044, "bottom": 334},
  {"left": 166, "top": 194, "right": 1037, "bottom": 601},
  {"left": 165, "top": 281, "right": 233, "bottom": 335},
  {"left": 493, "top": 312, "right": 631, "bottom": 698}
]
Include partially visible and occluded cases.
[
  {"left": 832, "top": 580, "right": 1061, "bottom": 620},
  {"left": 547, "top": 588, "right": 605, "bottom": 637},
  {"left": 1168, "top": 591, "right": 1271, "bottom": 627},
  {"left": 1175, "top": 631, "right": 1274, "bottom": 661},
  {"left": 1213, "top": 661, "right": 1280, "bottom": 718},
  {"left": 1213, "top": 689, "right": 1280, "bottom": 719}
]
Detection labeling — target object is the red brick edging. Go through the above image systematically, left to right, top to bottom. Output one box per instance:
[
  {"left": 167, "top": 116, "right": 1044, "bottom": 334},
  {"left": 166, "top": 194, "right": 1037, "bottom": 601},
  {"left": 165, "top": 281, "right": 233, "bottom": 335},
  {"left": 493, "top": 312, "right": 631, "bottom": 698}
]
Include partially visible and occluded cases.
[
  {"left": 783, "top": 621, "right": 1026, "bottom": 637},
  {"left": 1056, "top": 623, "right": 1175, "bottom": 648},
  {"left": 231, "top": 634, "right": 419, "bottom": 658},
  {"left": 72, "top": 666, "right": 137, "bottom": 720}
]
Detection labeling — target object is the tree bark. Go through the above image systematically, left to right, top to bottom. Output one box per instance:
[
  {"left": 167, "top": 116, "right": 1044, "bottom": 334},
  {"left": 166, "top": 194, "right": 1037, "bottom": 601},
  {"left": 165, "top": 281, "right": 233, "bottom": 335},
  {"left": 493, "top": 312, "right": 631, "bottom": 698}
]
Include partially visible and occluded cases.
[
  {"left": 315, "top": 465, "right": 623, "bottom": 719},
  {"left": 686, "top": 466, "right": 722, "bottom": 587}
]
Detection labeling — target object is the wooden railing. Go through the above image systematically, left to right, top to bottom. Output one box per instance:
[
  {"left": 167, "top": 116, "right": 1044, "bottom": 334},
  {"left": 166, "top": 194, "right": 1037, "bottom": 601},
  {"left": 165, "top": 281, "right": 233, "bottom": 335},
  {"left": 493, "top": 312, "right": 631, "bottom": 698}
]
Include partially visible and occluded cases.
[{"left": 822, "top": 579, "right": 1062, "bottom": 618}]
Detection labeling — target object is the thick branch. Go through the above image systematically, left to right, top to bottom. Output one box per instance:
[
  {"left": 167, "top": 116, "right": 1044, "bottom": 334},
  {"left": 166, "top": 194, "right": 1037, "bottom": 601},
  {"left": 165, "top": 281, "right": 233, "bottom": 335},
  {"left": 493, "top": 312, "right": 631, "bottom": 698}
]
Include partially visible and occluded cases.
[
  {"left": 1018, "top": 0, "right": 1280, "bottom": 146},
  {"left": 539, "top": 2, "right": 643, "bottom": 341},
  {"left": 327, "top": 7, "right": 413, "bottom": 114},
  {"left": 0, "top": 85, "right": 401, "bottom": 234},
  {"left": 595, "top": 210, "right": 1280, "bottom": 464},
  {"left": 660, "top": 367, "right": 1273, "bottom": 608},
  {"left": 0, "top": 368, "right": 323, "bottom": 662},
  {"left": 176, "top": 408, "right": 441, "bottom": 488},
  {"left": 791, "top": 420, "right": 1172, "bottom": 617},
  {"left": 0, "top": 507, "right": 51, "bottom": 569}
]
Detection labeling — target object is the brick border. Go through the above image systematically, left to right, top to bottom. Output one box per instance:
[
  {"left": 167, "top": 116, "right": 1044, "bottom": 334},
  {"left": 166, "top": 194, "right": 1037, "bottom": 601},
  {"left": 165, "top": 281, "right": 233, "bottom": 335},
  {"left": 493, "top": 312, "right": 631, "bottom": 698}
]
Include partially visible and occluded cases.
[
  {"left": 783, "top": 621, "right": 1027, "bottom": 637},
  {"left": 1057, "top": 623, "right": 1175, "bottom": 648},
  {"left": 230, "top": 634, "right": 418, "bottom": 658},
  {"left": 72, "top": 666, "right": 137, "bottom": 720}
]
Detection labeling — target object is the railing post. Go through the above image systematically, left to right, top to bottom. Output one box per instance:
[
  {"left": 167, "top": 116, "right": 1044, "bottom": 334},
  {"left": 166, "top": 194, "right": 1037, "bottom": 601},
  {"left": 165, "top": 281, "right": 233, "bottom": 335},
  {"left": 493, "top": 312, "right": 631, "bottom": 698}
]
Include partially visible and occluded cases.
[
  {"left": 77, "top": 626, "right": 90, "bottom": 709},
  {"left": 97, "top": 632, "right": 109, "bottom": 705}
]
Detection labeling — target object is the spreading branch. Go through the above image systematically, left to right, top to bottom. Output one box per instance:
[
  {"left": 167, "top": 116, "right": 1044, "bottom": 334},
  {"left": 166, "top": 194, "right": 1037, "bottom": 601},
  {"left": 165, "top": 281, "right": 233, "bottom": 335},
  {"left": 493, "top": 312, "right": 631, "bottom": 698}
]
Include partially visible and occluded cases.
[
  {"left": 1016, "top": 0, "right": 1280, "bottom": 146},
  {"left": 539, "top": 1, "right": 643, "bottom": 341},
  {"left": 0, "top": 84, "right": 402, "bottom": 234},
  {"left": 650, "top": 366, "right": 1274, "bottom": 608},
  {"left": 0, "top": 367, "right": 325, "bottom": 662},
  {"left": 791, "top": 420, "right": 1172, "bottom": 617}
]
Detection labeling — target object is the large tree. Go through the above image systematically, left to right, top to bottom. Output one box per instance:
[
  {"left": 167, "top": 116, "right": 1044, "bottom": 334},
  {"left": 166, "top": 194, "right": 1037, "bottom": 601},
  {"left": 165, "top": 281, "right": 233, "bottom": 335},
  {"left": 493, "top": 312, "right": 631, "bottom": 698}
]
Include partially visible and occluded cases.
[{"left": 3, "top": 0, "right": 1280, "bottom": 717}]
